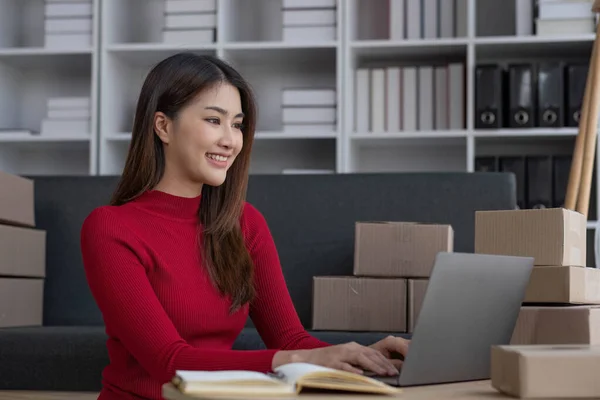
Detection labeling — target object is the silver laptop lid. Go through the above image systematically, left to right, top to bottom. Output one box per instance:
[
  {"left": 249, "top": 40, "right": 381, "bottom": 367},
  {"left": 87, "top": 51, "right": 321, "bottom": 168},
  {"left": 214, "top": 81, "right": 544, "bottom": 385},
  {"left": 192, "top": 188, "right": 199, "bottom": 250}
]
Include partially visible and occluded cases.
[{"left": 398, "top": 252, "right": 534, "bottom": 386}]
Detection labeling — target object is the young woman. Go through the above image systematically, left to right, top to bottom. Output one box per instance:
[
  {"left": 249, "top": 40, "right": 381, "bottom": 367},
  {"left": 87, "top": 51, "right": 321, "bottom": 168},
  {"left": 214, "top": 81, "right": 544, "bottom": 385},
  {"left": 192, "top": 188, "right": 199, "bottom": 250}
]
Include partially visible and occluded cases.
[{"left": 81, "top": 52, "right": 409, "bottom": 400}]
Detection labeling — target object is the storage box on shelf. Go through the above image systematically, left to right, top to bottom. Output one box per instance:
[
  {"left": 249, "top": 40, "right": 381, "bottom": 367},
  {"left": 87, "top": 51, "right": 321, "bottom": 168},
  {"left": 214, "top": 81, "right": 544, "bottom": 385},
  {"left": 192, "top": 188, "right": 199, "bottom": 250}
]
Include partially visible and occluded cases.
[
  {"left": 44, "top": 0, "right": 93, "bottom": 49},
  {"left": 162, "top": 0, "right": 217, "bottom": 44},
  {"left": 281, "top": 0, "right": 337, "bottom": 42}
]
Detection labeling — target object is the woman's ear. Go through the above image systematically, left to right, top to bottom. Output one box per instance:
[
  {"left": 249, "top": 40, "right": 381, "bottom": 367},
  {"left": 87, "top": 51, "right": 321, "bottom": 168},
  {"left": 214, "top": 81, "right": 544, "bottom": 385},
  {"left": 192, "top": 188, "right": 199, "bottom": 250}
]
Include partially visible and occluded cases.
[{"left": 154, "top": 111, "right": 171, "bottom": 144}]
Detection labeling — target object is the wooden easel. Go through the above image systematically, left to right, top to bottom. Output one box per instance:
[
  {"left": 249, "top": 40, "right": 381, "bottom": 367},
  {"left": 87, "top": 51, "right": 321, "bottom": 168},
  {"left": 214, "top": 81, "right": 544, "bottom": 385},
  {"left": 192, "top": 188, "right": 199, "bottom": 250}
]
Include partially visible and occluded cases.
[{"left": 565, "top": 5, "right": 600, "bottom": 218}]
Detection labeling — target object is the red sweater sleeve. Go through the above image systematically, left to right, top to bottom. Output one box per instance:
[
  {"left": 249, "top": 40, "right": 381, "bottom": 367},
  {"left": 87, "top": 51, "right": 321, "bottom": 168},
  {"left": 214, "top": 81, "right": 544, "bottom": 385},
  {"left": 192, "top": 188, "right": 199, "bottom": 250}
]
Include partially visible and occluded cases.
[
  {"left": 242, "top": 203, "right": 331, "bottom": 350},
  {"left": 80, "top": 207, "right": 279, "bottom": 383}
]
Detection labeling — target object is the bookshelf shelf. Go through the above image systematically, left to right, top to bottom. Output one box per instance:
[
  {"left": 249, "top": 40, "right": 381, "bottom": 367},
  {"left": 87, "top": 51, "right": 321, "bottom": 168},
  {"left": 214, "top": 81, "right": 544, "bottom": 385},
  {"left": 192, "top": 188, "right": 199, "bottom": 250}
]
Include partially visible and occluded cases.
[
  {"left": 351, "top": 39, "right": 468, "bottom": 59},
  {"left": 472, "top": 128, "right": 579, "bottom": 138},
  {"left": 255, "top": 131, "right": 338, "bottom": 140},
  {"left": 352, "top": 131, "right": 469, "bottom": 140},
  {"left": 0, "top": 132, "right": 91, "bottom": 143}
]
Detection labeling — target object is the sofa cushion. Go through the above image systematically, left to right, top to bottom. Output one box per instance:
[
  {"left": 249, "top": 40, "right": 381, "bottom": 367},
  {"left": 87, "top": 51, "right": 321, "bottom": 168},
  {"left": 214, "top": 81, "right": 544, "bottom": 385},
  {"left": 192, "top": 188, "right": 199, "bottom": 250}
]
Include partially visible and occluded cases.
[
  {"left": 0, "top": 326, "right": 411, "bottom": 391},
  {"left": 0, "top": 326, "right": 108, "bottom": 391}
]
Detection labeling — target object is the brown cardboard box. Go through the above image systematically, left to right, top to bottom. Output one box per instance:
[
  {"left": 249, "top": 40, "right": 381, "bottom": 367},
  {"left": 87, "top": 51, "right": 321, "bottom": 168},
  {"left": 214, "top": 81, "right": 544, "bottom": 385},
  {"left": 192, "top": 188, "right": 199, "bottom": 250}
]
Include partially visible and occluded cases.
[
  {"left": 0, "top": 171, "right": 35, "bottom": 227},
  {"left": 475, "top": 208, "right": 586, "bottom": 266},
  {"left": 353, "top": 222, "right": 453, "bottom": 278},
  {"left": 0, "top": 224, "right": 46, "bottom": 278},
  {"left": 524, "top": 266, "right": 600, "bottom": 304},
  {"left": 312, "top": 276, "right": 407, "bottom": 332},
  {"left": 0, "top": 278, "right": 43, "bottom": 327},
  {"left": 407, "top": 279, "right": 428, "bottom": 332},
  {"left": 511, "top": 306, "right": 600, "bottom": 345},
  {"left": 491, "top": 344, "right": 600, "bottom": 398}
]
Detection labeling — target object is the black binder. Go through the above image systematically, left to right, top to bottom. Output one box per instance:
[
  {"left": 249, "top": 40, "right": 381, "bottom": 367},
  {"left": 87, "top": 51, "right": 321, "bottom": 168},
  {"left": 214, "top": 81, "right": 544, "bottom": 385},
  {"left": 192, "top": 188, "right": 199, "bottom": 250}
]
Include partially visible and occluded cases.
[
  {"left": 537, "top": 62, "right": 564, "bottom": 128},
  {"left": 508, "top": 64, "right": 535, "bottom": 128},
  {"left": 566, "top": 64, "right": 589, "bottom": 127},
  {"left": 475, "top": 65, "right": 504, "bottom": 129},
  {"left": 526, "top": 155, "right": 552, "bottom": 209},
  {"left": 552, "top": 155, "right": 572, "bottom": 208},
  {"left": 475, "top": 156, "right": 498, "bottom": 172},
  {"left": 499, "top": 156, "right": 527, "bottom": 209}
]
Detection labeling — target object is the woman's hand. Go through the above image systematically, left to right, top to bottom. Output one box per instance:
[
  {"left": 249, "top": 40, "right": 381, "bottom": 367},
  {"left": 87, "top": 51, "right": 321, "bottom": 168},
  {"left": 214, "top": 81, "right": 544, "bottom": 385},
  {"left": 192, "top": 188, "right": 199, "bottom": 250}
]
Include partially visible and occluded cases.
[
  {"left": 369, "top": 336, "right": 410, "bottom": 369},
  {"left": 272, "top": 342, "right": 399, "bottom": 376}
]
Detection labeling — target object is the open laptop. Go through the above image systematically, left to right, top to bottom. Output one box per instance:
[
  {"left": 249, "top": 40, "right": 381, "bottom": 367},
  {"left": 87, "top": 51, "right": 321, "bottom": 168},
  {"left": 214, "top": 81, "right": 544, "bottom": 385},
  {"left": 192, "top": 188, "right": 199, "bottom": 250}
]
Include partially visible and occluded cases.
[{"left": 370, "top": 251, "right": 534, "bottom": 387}]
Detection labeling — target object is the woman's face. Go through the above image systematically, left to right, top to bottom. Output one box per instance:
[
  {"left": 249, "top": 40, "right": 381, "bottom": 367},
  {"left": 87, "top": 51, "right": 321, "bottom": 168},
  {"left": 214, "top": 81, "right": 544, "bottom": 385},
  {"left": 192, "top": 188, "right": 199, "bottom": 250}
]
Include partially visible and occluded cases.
[{"left": 155, "top": 83, "right": 245, "bottom": 191}]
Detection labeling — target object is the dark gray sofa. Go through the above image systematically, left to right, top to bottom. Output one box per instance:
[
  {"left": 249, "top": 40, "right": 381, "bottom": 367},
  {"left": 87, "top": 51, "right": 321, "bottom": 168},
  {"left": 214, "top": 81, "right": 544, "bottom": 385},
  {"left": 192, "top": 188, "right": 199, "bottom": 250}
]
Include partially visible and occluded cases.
[{"left": 0, "top": 172, "right": 516, "bottom": 391}]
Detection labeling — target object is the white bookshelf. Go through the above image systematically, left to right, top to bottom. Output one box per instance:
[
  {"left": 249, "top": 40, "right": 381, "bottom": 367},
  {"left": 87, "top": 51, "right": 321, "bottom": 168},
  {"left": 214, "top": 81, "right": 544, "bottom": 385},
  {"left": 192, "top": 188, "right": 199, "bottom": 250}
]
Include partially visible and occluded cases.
[
  {"left": 0, "top": 0, "right": 598, "bottom": 221},
  {"left": 0, "top": 0, "right": 99, "bottom": 175}
]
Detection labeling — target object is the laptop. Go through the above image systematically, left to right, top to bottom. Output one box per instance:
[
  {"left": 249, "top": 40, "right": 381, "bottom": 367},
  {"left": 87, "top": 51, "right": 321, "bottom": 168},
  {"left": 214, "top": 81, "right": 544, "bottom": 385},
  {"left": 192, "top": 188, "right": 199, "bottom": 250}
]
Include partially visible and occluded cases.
[{"left": 370, "top": 251, "right": 534, "bottom": 387}]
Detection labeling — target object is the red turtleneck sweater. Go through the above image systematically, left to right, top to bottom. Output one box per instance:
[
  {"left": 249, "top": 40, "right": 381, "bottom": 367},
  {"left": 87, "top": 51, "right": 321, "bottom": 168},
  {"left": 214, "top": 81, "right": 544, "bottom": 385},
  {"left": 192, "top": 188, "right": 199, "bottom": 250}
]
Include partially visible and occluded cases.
[{"left": 80, "top": 190, "right": 330, "bottom": 399}]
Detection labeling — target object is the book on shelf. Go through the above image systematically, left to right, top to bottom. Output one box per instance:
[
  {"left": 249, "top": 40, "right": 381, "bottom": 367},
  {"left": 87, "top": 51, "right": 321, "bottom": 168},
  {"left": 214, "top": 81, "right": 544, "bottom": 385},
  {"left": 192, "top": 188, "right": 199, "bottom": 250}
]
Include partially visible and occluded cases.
[{"left": 165, "top": 362, "right": 402, "bottom": 398}]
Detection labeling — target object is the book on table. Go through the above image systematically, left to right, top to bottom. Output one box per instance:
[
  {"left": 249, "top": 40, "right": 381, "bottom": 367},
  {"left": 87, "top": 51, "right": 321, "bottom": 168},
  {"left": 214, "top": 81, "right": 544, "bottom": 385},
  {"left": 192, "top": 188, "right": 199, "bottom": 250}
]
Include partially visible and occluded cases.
[{"left": 166, "top": 362, "right": 402, "bottom": 398}]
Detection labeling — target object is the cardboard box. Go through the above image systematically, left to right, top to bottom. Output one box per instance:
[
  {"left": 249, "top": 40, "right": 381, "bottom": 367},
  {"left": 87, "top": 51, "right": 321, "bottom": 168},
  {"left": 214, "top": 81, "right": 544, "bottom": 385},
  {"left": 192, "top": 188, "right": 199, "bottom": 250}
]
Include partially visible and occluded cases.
[
  {"left": 0, "top": 171, "right": 35, "bottom": 227},
  {"left": 475, "top": 208, "right": 586, "bottom": 266},
  {"left": 353, "top": 222, "right": 453, "bottom": 278},
  {"left": 0, "top": 224, "right": 46, "bottom": 278},
  {"left": 524, "top": 266, "right": 600, "bottom": 304},
  {"left": 312, "top": 276, "right": 406, "bottom": 332},
  {"left": 0, "top": 278, "right": 44, "bottom": 328},
  {"left": 407, "top": 279, "right": 428, "bottom": 332},
  {"left": 511, "top": 306, "right": 600, "bottom": 345},
  {"left": 491, "top": 344, "right": 600, "bottom": 398}
]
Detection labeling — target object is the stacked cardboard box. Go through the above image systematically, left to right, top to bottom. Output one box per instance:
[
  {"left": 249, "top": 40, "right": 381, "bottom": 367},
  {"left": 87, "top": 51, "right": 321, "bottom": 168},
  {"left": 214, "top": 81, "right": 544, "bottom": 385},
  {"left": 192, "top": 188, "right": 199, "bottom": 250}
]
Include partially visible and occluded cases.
[
  {"left": 44, "top": 0, "right": 93, "bottom": 49},
  {"left": 162, "top": 0, "right": 217, "bottom": 44},
  {"left": 282, "top": 0, "right": 337, "bottom": 42},
  {"left": 281, "top": 88, "right": 337, "bottom": 134},
  {"left": 0, "top": 171, "right": 46, "bottom": 328},
  {"left": 474, "top": 208, "right": 600, "bottom": 345},
  {"left": 312, "top": 221, "right": 453, "bottom": 333},
  {"left": 491, "top": 344, "right": 600, "bottom": 398}
]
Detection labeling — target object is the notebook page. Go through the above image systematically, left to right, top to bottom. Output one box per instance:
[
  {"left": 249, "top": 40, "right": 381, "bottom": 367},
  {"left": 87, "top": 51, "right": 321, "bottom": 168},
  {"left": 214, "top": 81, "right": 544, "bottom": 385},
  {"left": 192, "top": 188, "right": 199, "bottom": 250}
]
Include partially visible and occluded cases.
[
  {"left": 274, "top": 363, "right": 336, "bottom": 385},
  {"left": 176, "top": 370, "right": 279, "bottom": 384}
]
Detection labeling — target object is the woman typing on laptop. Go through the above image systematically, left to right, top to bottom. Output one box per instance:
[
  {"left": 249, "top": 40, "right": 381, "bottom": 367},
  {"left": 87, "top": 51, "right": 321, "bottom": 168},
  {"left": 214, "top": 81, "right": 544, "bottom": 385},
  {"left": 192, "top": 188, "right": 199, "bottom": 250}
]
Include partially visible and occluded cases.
[{"left": 80, "top": 53, "right": 409, "bottom": 400}]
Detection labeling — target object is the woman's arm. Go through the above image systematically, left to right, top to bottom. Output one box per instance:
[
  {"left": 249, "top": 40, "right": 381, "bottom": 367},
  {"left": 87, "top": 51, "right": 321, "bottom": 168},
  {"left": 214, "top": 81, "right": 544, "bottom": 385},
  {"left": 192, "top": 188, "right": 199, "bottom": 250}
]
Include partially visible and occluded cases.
[
  {"left": 241, "top": 203, "right": 331, "bottom": 350},
  {"left": 80, "top": 207, "right": 279, "bottom": 383}
]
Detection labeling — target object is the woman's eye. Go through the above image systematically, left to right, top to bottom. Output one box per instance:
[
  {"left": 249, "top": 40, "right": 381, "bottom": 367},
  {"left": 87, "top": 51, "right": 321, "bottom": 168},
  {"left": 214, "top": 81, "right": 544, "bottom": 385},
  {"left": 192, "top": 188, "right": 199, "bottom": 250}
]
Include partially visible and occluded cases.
[
  {"left": 206, "top": 118, "right": 220, "bottom": 125},
  {"left": 233, "top": 122, "right": 245, "bottom": 130}
]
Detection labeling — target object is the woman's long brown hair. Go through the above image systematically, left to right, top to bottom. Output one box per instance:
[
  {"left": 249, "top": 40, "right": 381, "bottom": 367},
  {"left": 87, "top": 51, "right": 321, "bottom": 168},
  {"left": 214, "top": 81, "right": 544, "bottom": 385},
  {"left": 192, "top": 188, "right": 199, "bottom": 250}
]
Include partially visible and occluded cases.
[{"left": 110, "top": 53, "right": 257, "bottom": 312}]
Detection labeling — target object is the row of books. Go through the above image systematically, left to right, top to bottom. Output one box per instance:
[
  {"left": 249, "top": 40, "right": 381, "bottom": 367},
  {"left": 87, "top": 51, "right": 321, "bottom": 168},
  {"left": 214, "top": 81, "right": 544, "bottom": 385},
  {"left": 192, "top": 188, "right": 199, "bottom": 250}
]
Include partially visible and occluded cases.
[
  {"left": 44, "top": 0, "right": 92, "bottom": 49},
  {"left": 162, "top": 0, "right": 216, "bottom": 44},
  {"left": 282, "top": 0, "right": 336, "bottom": 42},
  {"left": 388, "top": 0, "right": 468, "bottom": 40},
  {"left": 517, "top": 0, "right": 596, "bottom": 37},
  {"left": 475, "top": 62, "right": 587, "bottom": 129},
  {"left": 354, "top": 63, "right": 465, "bottom": 133},
  {"left": 281, "top": 88, "right": 336, "bottom": 133},
  {"left": 40, "top": 96, "right": 91, "bottom": 136},
  {"left": 474, "top": 154, "right": 596, "bottom": 219}
]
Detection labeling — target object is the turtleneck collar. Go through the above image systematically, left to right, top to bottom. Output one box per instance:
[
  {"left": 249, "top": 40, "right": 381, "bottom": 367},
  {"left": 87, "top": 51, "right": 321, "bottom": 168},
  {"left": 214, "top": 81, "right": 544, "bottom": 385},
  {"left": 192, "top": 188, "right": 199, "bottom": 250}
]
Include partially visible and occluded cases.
[{"left": 130, "top": 190, "right": 201, "bottom": 221}]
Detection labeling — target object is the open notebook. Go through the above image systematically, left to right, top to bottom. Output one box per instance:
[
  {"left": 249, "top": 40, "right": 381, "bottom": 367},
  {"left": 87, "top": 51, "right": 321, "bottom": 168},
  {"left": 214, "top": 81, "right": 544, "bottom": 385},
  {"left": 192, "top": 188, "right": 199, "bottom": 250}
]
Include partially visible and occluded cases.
[{"left": 169, "top": 362, "right": 402, "bottom": 397}]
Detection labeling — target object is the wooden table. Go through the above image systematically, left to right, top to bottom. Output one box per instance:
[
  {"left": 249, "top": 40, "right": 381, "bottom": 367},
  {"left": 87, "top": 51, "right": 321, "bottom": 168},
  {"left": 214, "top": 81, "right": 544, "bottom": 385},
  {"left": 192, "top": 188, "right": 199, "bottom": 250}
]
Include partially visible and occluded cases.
[
  {"left": 0, "top": 380, "right": 515, "bottom": 400},
  {"left": 160, "top": 380, "right": 511, "bottom": 399},
  {"left": 0, "top": 381, "right": 499, "bottom": 400}
]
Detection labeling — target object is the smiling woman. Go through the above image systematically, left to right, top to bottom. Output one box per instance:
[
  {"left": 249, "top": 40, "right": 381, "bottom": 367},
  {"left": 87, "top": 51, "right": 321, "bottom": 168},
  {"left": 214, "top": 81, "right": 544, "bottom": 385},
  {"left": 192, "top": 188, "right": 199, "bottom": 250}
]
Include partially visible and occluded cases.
[{"left": 79, "top": 53, "right": 409, "bottom": 400}]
